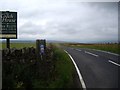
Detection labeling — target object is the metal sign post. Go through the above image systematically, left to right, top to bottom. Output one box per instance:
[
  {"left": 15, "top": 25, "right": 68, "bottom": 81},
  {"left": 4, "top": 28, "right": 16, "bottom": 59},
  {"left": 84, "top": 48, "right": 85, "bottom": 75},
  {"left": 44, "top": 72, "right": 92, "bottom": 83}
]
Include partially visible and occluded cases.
[{"left": 6, "top": 38, "right": 10, "bottom": 49}]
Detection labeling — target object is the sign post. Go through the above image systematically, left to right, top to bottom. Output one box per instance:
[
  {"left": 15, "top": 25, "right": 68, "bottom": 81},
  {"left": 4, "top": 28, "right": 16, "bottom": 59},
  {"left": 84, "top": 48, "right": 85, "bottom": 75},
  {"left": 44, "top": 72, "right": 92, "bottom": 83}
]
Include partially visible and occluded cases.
[
  {"left": 0, "top": 11, "right": 17, "bottom": 49},
  {"left": 6, "top": 38, "right": 10, "bottom": 49}
]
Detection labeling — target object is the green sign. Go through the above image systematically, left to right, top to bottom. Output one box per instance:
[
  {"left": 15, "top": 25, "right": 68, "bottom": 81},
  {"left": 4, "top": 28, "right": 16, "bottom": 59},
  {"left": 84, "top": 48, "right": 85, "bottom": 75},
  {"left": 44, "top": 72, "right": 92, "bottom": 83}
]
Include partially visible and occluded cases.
[{"left": 0, "top": 11, "right": 17, "bottom": 39}]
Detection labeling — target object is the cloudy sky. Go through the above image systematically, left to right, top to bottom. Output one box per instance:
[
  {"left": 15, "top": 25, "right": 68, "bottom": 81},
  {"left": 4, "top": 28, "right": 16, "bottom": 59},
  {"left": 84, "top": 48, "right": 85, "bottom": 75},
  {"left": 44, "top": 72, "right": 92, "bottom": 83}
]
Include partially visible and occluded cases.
[{"left": 0, "top": 0, "right": 119, "bottom": 43}]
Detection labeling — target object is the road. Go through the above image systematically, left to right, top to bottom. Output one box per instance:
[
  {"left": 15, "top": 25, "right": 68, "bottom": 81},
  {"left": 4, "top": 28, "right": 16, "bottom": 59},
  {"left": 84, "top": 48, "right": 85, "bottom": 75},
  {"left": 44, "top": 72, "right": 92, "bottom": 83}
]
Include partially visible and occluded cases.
[{"left": 64, "top": 47, "right": 119, "bottom": 88}]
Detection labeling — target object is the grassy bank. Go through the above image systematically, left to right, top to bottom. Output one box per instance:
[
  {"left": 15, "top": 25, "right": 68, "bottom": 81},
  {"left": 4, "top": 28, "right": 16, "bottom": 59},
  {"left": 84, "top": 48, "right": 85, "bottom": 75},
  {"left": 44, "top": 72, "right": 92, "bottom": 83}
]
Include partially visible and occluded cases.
[
  {"left": 65, "top": 43, "right": 119, "bottom": 54},
  {"left": 49, "top": 45, "right": 75, "bottom": 88}
]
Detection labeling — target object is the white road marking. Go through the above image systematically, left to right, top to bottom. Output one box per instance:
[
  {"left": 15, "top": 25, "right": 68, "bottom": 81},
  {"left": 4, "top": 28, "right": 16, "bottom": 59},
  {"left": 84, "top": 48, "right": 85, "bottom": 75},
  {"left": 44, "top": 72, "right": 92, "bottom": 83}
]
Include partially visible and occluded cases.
[
  {"left": 76, "top": 49, "right": 81, "bottom": 51},
  {"left": 91, "top": 49, "right": 119, "bottom": 56},
  {"left": 64, "top": 50, "right": 86, "bottom": 90},
  {"left": 85, "top": 51, "right": 98, "bottom": 57},
  {"left": 108, "top": 60, "right": 120, "bottom": 67}
]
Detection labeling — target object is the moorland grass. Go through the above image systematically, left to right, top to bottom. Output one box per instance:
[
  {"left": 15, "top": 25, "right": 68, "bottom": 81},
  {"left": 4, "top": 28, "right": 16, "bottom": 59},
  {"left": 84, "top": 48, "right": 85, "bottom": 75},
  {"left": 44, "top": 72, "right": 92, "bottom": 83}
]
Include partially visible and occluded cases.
[{"left": 66, "top": 44, "right": 119, "bottom": 54}]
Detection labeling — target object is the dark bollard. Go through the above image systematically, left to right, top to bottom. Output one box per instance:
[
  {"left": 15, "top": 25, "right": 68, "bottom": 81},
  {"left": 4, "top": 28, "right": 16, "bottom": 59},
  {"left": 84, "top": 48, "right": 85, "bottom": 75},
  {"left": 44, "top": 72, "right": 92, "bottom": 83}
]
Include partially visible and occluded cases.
[{"left": 36, "top": 39, "right": 46, "bottom": 61}]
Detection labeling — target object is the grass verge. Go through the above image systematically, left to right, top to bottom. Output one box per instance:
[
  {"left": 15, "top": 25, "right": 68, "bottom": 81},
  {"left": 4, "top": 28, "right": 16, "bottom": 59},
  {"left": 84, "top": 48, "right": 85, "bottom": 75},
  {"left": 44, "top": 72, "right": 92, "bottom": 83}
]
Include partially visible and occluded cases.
[{"left": 48, "top": 46, "right": 75, "bottom": 88}]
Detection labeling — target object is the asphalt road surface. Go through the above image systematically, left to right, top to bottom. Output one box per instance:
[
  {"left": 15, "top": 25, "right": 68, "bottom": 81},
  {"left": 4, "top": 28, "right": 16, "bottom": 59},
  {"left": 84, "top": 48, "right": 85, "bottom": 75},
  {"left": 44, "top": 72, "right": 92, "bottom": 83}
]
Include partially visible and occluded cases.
[{"left": 64, "top": 47, "right": 119, "bottom": 88}]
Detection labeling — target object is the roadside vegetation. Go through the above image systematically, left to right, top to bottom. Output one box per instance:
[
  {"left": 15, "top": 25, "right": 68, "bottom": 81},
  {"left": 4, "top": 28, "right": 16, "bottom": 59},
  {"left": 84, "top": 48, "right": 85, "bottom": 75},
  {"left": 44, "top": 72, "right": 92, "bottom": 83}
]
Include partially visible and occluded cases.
[
  {"left": 2, "top": 43, "right": 76, "bottom": 88},
  {"left": 64, "top": 43, "right": 119, "bottom": 54},
  {"left": 49, "top": 44, "right": 75, "bottom": 88}
]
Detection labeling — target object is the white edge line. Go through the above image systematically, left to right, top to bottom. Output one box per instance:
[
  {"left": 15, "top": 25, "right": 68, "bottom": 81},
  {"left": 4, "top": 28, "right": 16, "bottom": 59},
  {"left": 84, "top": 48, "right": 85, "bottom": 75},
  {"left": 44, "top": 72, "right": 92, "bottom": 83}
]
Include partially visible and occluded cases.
[
  {"left": 64, "top": 50, "right": 86, "bottom": 90},
  {"left": 85, "top": 51, "right": 98, "bottom": 57},
  {"left": 108, "top": 60, "right": 120, "bottom": 67}
]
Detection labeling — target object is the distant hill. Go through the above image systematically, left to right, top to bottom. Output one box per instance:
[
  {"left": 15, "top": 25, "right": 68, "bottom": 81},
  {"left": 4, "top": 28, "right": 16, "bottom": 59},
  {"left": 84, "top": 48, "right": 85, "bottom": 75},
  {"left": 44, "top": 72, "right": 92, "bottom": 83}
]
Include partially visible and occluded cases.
[
  {"left": 1, "top": 39, "right": 70, "bottom": 43},
  {"left": 1, "top": 39, "right": 118, "bottom": 44}
]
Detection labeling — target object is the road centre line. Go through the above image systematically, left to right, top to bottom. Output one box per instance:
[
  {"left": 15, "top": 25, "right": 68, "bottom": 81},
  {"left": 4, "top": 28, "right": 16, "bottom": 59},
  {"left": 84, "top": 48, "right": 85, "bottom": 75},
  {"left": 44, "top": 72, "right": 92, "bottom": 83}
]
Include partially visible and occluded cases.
[
  {"left": 76, "top": 49, "right": 81, "bottom": 51},
  {"left": 91, "top": 49, "right": 119, "bottom": 56},
  {"left": 64, "top": 50, "right": 86, "bottom": 90},
  {"left": 85, "top": 51, "right": 98, "bottom": 57},
  {"left": 108, "top": 60, "right": 120, "bottom": 67}
]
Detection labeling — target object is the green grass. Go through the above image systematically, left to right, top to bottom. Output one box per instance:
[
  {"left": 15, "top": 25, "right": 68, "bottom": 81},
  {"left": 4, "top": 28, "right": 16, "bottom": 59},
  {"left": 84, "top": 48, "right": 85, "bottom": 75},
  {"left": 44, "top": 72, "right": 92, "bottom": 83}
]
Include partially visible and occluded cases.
[
  {"left": 1, "top": 42, "right": 36, "bottom": 49},
  {"left": 66, "top": 44, "right": 119, "bottom": 54},
  {"left": 48, "top": 46, "right": 75, "bottom": 88}
]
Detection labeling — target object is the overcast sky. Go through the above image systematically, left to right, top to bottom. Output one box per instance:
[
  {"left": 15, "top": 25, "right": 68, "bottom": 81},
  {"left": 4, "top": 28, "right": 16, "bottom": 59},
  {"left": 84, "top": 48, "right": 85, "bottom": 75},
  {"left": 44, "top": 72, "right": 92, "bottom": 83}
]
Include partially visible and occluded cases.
[{"left": 0, "top": 0, "right": 119, "bottom": 43}]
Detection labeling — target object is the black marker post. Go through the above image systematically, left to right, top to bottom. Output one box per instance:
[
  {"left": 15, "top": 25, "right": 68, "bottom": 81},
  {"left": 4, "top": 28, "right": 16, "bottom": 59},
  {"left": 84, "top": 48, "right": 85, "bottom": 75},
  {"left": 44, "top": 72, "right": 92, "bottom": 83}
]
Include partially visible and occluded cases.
[{"left": 36, "top": 39, "right": 46, "bottom": 61}]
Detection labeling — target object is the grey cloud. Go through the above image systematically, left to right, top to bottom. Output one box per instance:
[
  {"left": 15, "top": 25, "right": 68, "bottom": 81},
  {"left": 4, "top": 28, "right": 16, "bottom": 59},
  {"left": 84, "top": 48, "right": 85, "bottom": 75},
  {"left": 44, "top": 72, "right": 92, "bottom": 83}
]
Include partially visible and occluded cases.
[
  {"left": 0, "top": 0, "right": 118, "bottom": 42},
  {"left": 88, "top": 2, "right": 118, "bottom": 11},
  {"left": 19, "top": 22, "right": 46, "bottom": 35}
]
